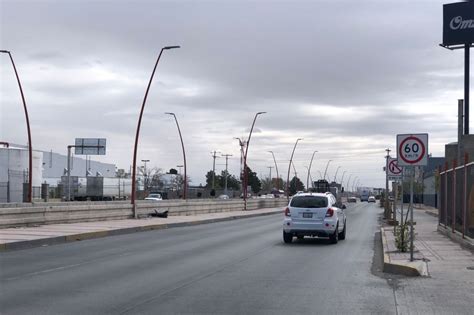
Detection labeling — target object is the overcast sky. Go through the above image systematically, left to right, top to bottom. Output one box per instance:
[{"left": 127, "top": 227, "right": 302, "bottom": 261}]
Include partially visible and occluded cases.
[{"left": 0, "top": 0, "right": 469, "bottom": 188}]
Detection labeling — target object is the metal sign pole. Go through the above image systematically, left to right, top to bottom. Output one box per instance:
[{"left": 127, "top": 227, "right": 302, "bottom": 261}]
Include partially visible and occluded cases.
[
  {"left": 465, "top": 43, "right": 470, "bottom": 135},
  {"left": 410, "top": 166, "right": 414, "bottom": 262},
  {"left": 400, "top": 172, "right": 404, "bottom": 226}
]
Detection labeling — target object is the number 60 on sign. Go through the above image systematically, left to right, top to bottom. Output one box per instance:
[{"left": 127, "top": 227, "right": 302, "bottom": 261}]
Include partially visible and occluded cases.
[{"left": 396, "top": 133, "right": 428, "bottom": 166}]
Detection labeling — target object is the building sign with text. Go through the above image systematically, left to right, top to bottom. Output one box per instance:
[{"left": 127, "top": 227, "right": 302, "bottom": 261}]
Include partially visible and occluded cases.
[{"left": 443, "top": 1, "right": 474, "bottom": 46}]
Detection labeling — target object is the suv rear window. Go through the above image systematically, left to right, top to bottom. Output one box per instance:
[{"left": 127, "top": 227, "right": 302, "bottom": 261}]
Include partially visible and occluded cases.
[{"left": 290, "top": 196, "right": 328, "bottom": 208}]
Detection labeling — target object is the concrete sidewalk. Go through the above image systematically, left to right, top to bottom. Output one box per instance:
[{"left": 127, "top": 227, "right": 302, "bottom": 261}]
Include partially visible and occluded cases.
[
  {"left": 381, "top": 206, "right": 474, "bottom": 277},
  {"left": 0, "top": 207, "right": 283, "bottom": 251}
]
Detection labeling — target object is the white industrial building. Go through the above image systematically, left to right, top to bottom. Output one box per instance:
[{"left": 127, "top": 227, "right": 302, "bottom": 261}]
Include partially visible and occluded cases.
[{"left": 0, "top": 143, "right": 117, "bottom": 202}]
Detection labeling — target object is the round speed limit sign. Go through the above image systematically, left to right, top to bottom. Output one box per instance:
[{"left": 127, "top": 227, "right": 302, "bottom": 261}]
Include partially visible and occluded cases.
[{"left": 396, "top": 134, "right": 428, "bottom": 166}]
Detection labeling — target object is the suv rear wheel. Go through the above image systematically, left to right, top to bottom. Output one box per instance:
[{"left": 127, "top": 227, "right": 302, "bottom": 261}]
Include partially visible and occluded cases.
[
  {"left": 338, "top": 221, "right": 346, "bottom": 240},
  {"left": 329, "top": 224, "right": 339, "bottom": 244},
  {"left": 283, "top": 231, "right": 293, "bottom": 244}
]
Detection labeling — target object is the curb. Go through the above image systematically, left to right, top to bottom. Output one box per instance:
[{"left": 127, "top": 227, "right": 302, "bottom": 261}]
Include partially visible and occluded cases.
[
  {"left": 0, "top": 209, "right": 282, "bottom": 251},
  {"left": 380, "top": 227, "right": 428, "bottom": 277}
]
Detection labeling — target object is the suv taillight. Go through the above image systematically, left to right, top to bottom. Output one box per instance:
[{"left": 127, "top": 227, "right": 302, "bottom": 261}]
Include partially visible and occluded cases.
[
  {"left": 284, "top": 207, "right": 291, "bottom": 217},
  {"left": 325, "top": 208, "right": 334, "bottom": 217}
]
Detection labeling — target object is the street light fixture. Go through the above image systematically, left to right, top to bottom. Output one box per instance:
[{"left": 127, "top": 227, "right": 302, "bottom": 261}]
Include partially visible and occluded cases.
[
  {"left": 131, "top": 45, "right": 180, "bottom": 217},
  {"left": 1, "top": 50, "right": 33, "bottom": 202},
  {"left": 165, "top": 112, "right": 187, "bottom": 200},
  {"left": 242, "top": 112, "right": 266, "bottom": 209},
  {"left": 286, "top": 138, "right": 303, "bottom": 200},
  {"left": 306, "top": 150, "right": 318, "bottom": 190},
  {"left": 268, "top": 151, "right": 279, "bottom": 190},
  {"left": 323, "top": 159, "right": 333, "bottom": 181}
]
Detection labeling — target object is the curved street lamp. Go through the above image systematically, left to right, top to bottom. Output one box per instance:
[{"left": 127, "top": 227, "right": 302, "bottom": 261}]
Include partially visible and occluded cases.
[
  {"left": 131, "top": 45, "right": 180, "bottom": 216},
  {"left": 1, "top": 50, "right": 32, "bottom": 202},
  {"left": 165, "top": 112, "right": 187, "bottom": 200},
  {"left": 242, "top": 112, "right": 266, "bottom": 209},
  {"left": 286, "top": 138, "right": 303, "bottom": 200},
  {"left": 306, "top": 150, "right": 318, "bottom": 190},
  {"left": 268, "top": 151, "right": 279, "bottom": 190},
  {"left": 323, "top": 159, "right": 333, "bottom": 181},
  {"left": 304, "top": 166, "right": 314, "bottom": 190},
  {"left": 333, "top": 166, "right": 341, "bottom": 183},
  {"left": 317, "top": 170, "right": 323, "bottom": 179},
  {"left": 340, "top": 170, "right": 347, "bottom": 186},
  {"left": 346, "top": 174, "right": 352, "bottom": 193},
  {"left": 351, "top": 176, "right": 359, "bottom": 193}
]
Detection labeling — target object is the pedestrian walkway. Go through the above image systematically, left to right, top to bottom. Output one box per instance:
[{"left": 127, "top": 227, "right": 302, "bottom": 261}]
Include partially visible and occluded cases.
[
  {"left": 382, "top": 205, "right": 474, "bottom": 277},
  {"left": 0, "top": 207, "right": 282, "bottom": 250}
]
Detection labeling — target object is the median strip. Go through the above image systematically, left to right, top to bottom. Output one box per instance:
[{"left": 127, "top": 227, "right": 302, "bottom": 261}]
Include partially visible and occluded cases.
[{"left": 0, "top": 207, "right": 283, "bottom": 251}]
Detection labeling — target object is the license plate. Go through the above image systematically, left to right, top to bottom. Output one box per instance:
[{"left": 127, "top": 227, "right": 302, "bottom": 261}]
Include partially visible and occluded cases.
[{"left": 303, "top": 213, "right": 312, "bottom": 218}]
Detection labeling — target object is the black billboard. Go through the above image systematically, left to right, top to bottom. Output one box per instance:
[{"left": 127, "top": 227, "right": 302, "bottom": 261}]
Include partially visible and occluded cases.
[{"left": 443, "top": 1, "right": 474, "bottom": 46}]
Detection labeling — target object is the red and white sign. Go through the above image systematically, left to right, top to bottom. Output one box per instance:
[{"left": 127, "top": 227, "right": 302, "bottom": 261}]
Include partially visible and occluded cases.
[
  {"left": 396, "top": 134, "right": 428, "bottom": 166},
  {"left": 388, "top": 158, "right": 402, "bottom": 177}
]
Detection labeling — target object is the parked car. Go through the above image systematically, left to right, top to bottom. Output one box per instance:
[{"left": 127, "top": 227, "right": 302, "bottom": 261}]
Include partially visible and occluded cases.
[
  {"left": 283, "top": 192, "right": 347, "bottom": 244},
  {"left": 145, "top": 193, "right": 163, "bottom": 201},
  {"left": 218, "top": 194, "right": 230, "bottom": 199},
  {"left": 347, "top": 196, "right": 357, "bottom": 203},
  {"left": 368, "top": 196, "right": 376, "bottom": 203}
]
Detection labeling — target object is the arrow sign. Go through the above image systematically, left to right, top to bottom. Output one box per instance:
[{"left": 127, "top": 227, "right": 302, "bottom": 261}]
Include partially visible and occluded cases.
[{"left": 396, "top": 134, "right": 428, "bottom": 166}]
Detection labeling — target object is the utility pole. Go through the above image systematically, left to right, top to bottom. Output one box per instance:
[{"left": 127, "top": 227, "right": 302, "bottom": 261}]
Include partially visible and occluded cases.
[
  {"left": 235, "top": 138, "right": 246, "bottom": 180},
  {"left": 385, "top": 148, "right": 391, "bottom": 218},
  {"left": 211, "top": 151, "right": 220, "bottom": 190},
  {"left": 268, "top": 151, "right": 279, "bottom": 190},
  {"left": 222, "top": 154, "right": 232, "bottom": 195},
  {"left": 141, "top": 159, "right": 149, "bottom": 192}
]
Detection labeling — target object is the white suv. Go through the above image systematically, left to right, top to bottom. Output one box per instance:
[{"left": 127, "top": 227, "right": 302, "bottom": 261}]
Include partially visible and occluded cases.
[{"left": 283, "top": 192, "right": 346, "bottom": 244}]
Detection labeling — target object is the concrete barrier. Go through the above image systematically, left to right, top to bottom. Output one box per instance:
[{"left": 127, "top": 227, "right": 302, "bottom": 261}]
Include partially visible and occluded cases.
[{"left": 0, "top": 198, "right": 287, "bottom": 228}]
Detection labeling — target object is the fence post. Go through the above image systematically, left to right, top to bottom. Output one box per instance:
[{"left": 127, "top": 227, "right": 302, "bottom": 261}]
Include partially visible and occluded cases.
[
  {"left": 463, "top": 153, "right": 469, "bottom": 238},
  {"left": 452, "top": 160, "right": 457, "bottom": 233},
  {"left": 445, "top": 162, "right": 448, "bottom": 227},
  {"left": 437, "top": 166, "right": 441, "bottom": 225}
]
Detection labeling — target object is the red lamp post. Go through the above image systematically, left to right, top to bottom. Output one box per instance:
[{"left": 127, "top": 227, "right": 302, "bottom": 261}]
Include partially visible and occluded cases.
[
  {"left": 131, "top": 45, "right": 180, "bottom": 217},
  {"left": 1, "top": 50, "right": 33, "bottom": 202},
  {"left": 165, "top": 112, "right": 187, "bottom": 200},
  {"left": 242, "top": 112, "right": 266, "bottom": 210}
]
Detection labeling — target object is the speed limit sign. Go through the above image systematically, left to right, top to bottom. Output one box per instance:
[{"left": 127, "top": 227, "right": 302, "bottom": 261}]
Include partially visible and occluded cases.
[{"left": 396, "top": 134, "right": 428, "bottom": 166}]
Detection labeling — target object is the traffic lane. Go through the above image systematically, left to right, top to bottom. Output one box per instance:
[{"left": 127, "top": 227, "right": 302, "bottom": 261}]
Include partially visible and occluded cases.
[
  {"left": 0, "top": 202, "right": 395, "bottom": 314},
  {"left": 122, "top": 202, "right": 396, "bottom": 314},
  {"left": 0, "top": 209, "right": 284, "bottom": 279},
  {"left": 1, "top": 215, "right": 284, "bottom": 314}
]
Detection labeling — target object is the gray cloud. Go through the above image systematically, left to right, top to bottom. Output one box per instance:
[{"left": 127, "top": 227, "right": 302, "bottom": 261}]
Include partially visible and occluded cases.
[{"left": 0, "top": 0, "right": 465, "bottom": 188}]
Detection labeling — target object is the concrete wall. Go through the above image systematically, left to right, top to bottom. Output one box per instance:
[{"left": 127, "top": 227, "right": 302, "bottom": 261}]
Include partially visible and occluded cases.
[{"left": 0, "top": 198, "right": 288, "bottom": 228}]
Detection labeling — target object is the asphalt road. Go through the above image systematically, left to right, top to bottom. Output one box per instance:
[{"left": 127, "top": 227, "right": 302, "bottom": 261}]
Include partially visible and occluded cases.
[{"left": 1, "top": 202, "right": 397, "bottom": 314}]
